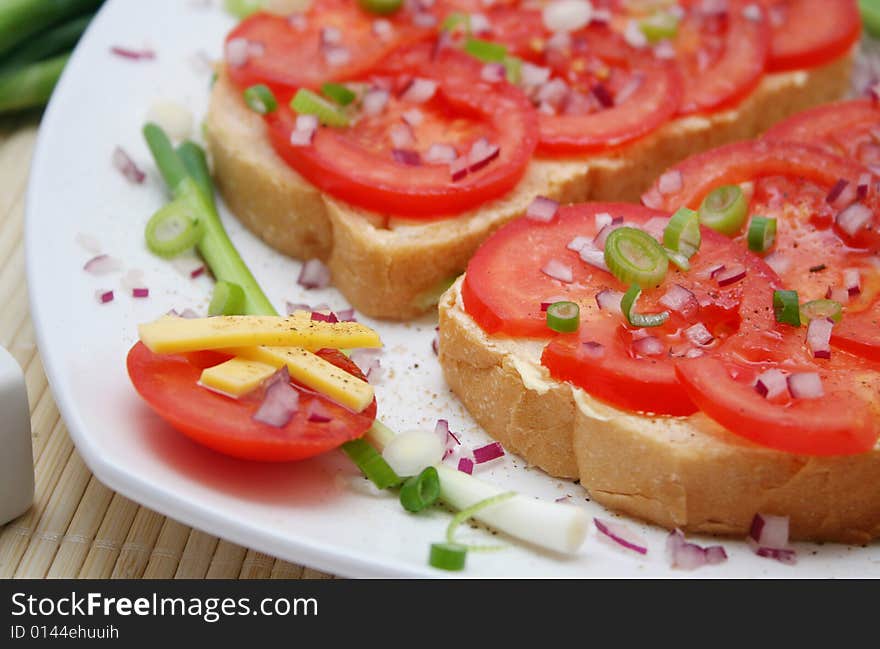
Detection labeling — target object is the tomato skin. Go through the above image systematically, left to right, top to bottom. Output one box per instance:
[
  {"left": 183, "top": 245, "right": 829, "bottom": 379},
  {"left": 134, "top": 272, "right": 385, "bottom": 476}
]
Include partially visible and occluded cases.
[
  {"left": 758, "top": 0, "right": 861, "bottom": 72},
  {"left": 266, "top": 47, "right": 538, "bottom": 218},
  {"left": 127, "top": 342, "right": 376, "bottom": 462},
  {"left": 676, "top": 356, "right": 880, "bottom": 456}
]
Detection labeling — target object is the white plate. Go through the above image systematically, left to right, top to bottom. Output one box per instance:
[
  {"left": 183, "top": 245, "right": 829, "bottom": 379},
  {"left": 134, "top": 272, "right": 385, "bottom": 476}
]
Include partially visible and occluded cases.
[{"left": 26, "top": 0, "right": 879, "bottom": 578}]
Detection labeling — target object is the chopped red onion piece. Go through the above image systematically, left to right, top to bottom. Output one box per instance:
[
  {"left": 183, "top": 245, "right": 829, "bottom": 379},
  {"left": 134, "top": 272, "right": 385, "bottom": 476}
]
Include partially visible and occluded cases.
[
  {"left": 542, "top": 1, "right": 592, "bottom": 32},
  {"left": 742, "top": 3, "right": 762, "bottom": 21},
  {"left": 469, "top": 11, "right": 490, "bottom": 33},
  {"left": 288, "top": 13, "right": 307, "bottom": 30},
  {"left": 372, "top": 18, "right": 393, "bottom": 40},
  {"left": 623, "top": 19, "right": 648, "bottom": 48},
  {"left": 320, "top": 26, "right": 341, "bottom": 45},
  {"left": 545, "top": 30, "right": 571, "bottom": 52},
  {"left": 225, "top": 38, "right": 250, "bottom": 67},
  {"left": 653, "top": 40, "right": 676, "bottom": 60},
  {"left": 323, "top": 45, "right": 351, "bottom": 67},
  {"left": 110, "top": 46, "right": 156, "bottom": 60},
  {"left": 520, "top": 62, "right": 551, "bottom": 87},
  {"left": 481, "top": 63, "right": 507, "bottom": 83},
  {"left": 616, "top": 74, "right": 644, "bottom": 105},
  {"left": 401, "top": 78, "right": 438, "bottom": 103},
  {"left": 536, "top": 78, "right": 569, "bottom": 108},
  {"left": 591, "top": 83, "right": 614, "bottom": 108},
  {"left": 362, "top": 88, "right": 390, "bottom": 116},
  {"left": 401, "top": 108, "right": 424, "bottom": 127},
  {"left": 290, "top": 114, "right": 317, "bottom": 146},
  {"left": 390, "top": 122, "right": 415, "bottom": 148},
  {"left": 468, "top": 137, "right": 500, "bottom": 172},
  {"left": 424, "top": 143, "right": 457, "bottom": 164},
  {"left": 112, "top": 147, "right": 146, "bottom": 184},
  {"left": 392, "top": 148, "right": 422, "bottom": 166},
  {"left": 450, "top": 157, "right": 469, "bottom": 181},
  {"left": 657, "top": 169, "right": 683, "bottom": 195},
  {"left": 857, "top": 173, "right": 871, "bottom": 200},
  {"left": 826, "top": 178, "right": 849, "bottom": 204},
  {"left": 641, "top": 187, "right": 663, "bottom": 210},
  {"left": 526, "top": 196, "right": 559, "bottom": 222},
  {"left": 836, "top": 202, "right": 872, "bottom": 238},
  {"left": 594, "top": 212, "right": 613, "bottom": 230},
  {"left": 641, "top": 216, "right": 669, "bottom": 242},
  {"left": 593, "top": 221, "right": 624, "bottom": 249},
  {"left": 75, "top": 232, "right": 101, "bottom": 255},
  {"left": 566, "top": 236, "right": 591, "bottom": 253},
  {"left": 579, "top": 245, "right": 609, "bottom": 272},
  {"left": 763, "top": 251, "right": 791, "bottom": 276},
  {"left": 84, "top": 254, "right": 123, "bottom": 275},
  {"left": 297, "top": 259, "right": 331, "bottom": 289},
  {"left": 541, "top": 259, "right": 573, "bottom": 283},
  {"left": 707, "top": 264, "right": 726, "bottom": 279},
  {"left": 190, "top": 265, "right": 206, "bottom": 279},
  {"left": 715, "top": 265, "right": 746, "bottom": 287},
  {"left": 843, "top": 268, "right": 862, "bottom": 295},
  {"left": 659, "top": 284, "right": 699, "bottom": 319},
  {"left": 826, "top": 286, "right": 850, "bottom": 304},
  {"left": 132, "top": 287, "right": 149, "bottom": 298},
  {"left": 595, "top": 288, "right": 623, "bottom": 314},
  {"left": 95, "top": 289, "right": 114, "bottom": 304},
  {"left": 540, "top": 296, "right": 567, "bottom": 311},
  {"left": 179, "top": 308, "right": 199, "bottom": 319},
  {"left": 336, "top": 308, "right": 356, "bottom": 322},
  {"left": 310, "top": 311, "right": 338, "bottom": 323},
  {"left": 806, "top": 318, "right": 833, "bottom": 359},
  {"left": 684, "top": 322, "right": 714, "bottom": 346},
  {"left": 432, "top": 333, "right": 439, "bottom": 355},
  {"left": 632, "top": 336, "right": 665, "bottom": 357},
  {"left": 581, "top": 341, "right": 605, "bottom": 358},
  {"left": 350, "top": 348, "right": 382, "bottom": 383},
  {"left": 754, "top": 368, "right": 787, "bottom": 399},
  {"left": 253, "top": 369, "right": 300, "bottom": 427},
  {"left": 787, "top": 372, "right": 823, "bottom": 399},
  {"left": 306, "top": 400, "right": 333, "bottom": 423},
  {"left": 473, "top": 441, "right": 504, "bottom": 464},
  {"left": 457, "top": 457, "right": 474, "bottom": 474},
  {"left": 748, "top": 513, "right": 790, "bottom": 550},
  {"left": 594, "top": 518, "right": 648, "bottom": 555},
  {"left": 666, "top": 529, "right": 728, "bottom": 570},
  {"left": 754, "top": 546, "right": 797, "bottom": 565}
]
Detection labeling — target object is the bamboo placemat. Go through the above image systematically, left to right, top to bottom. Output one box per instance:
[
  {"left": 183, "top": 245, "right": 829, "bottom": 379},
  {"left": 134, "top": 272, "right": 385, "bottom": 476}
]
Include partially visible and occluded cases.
[{"left": 0, "top": 116, "right": 332, "bottom": 580}]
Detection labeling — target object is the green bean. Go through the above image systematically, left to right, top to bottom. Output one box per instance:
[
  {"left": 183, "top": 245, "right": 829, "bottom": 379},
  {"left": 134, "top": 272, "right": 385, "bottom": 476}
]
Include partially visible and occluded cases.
[
  {"left": 0, "top": 0, "right": 102, "bottom": 58},
  {"left": 0, "top": 13, "right": 92, "bottom": 71},
  {"left": 0, "top": 54, "right": 69, "bottom": 113}
]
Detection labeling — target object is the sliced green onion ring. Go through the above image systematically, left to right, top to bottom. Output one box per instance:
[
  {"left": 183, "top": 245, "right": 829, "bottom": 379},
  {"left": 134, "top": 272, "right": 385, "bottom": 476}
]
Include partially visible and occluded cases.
[
  {"left": 224, "top": 0, "right": 265, "bottom": 19},
  {"left": 358, "top": 0, "right": 403, "bottom": 15},
  {"left": 441, "top": 11, "right": 470, "bottom": 32},
  {"left": 640, "top": 11, "right": 679, "bottom": 43},
  {"left": 464, "top": 37, "right": 508, "bottom": 63},
  {"left": 503, "top": 55, "right": 523, "bottom": 84},
  {"left": 321, "top": 82, "right": 357, "bottom": 106},
  {"left": 243, "top": 83, "right": 277, "bottom": 114},
  {"left": 291, "top": 88, "right": 350, "bottom": 127},
  {"left": 699, "top": 185, "right": 748, "bottom": 236},
  {"left": 144, "top": 199, "right": 204, "bottom": 258},
  {"left": 663, "top": 207, "right": 701, "bottom": 258},
  {"left": 747, "top": 216, "right": 777, "bottom": 253},
  {"left": 604, "top": 227, "right": 670, "bottom": 287},
  {"left": 665, "top": 248, "right": 691, "bottom": 272},
  {"left": 209, "top": 280, "right": 246, "bottom": 316},
  {"left": 621, "top": 284, "right": 670, "bottom": 328},
  {"left": 773, "top": 289, "right": 801, "bottom": 327},
  {"left": 800, "top": 299, "right": 843, "bottom": 324},
  {"left": 546, "top": 301, "right": 580, "bottom": 333},
  {"left": 342, "top": 439, "right": 402, "bottom": 490},
  {"left": 400, "top": 466, "right": 441, "bottom": 513},
  {"left": 446, "top": 492, "right": 516, "bottom": 552},
  {"left": 429, "top": 542, "right": 467, "bottom": 571}
]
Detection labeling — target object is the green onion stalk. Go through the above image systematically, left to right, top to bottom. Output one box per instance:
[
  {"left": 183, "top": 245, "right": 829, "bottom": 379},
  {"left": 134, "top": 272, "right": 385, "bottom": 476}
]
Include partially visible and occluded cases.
[{"left": 141, "top": 124, "right": 588, "bottom": 560}]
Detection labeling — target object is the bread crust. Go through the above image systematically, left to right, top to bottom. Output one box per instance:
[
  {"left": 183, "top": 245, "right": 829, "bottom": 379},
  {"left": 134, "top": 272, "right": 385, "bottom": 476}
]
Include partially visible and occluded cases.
[
  {"left": 205, "top": 53, "right": 851, "bottom": 320},
  {"left": 438, "top": 279, "right": 880, "bottom": 544}
]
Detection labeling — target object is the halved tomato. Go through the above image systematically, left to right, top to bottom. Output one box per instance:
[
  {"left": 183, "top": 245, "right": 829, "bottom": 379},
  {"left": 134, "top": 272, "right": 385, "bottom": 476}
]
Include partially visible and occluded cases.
[
  {"left": 673, "top": 0, "right": 769, "bottom": 114},
  {"left": 757, "top": 0, "right": 861, "bottom": 72},
  {"left": 225, "top": 1, "right": 434, "bottom": 92},
  {"left": 266, "top": 45, "right": 538, "bottom": 218},
  {"left": 643, "top": 139, "right": 880, "bottom": 360},
  {"left": 461, "top": 202, "right": 779, "bottom": 415},
  {"left": 127, "top": 342, "right": 376, "bottom": 462},
  {"left": 676, "top": 355, "right": 880, "bottom": 456}
]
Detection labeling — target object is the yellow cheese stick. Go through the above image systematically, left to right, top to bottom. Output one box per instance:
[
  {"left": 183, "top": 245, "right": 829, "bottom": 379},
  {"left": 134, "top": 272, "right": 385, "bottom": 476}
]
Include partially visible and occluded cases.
[
  {"left": 138, "top": 315, "right": 381, "bottom": 354},
  {"left": 228, "top": 346, "right": 374, "bottom": 412},
  {"left": 198, "top": 357, "right": 278, "bottom": 398}
]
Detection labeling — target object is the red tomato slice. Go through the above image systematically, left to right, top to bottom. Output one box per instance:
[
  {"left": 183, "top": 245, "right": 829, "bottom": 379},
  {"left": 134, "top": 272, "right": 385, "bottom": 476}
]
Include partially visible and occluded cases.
[
  {"left": 674, "top": 0, "right": 769, "bottom": 115},
  {"left": 758, "top": 0, "right": 861, "bottom": 72},
  {"left": 225, "top": 1, "right": 432, "bottom": 92},
  {"left": 474, "top": 6, "right": 682, "bottom": 153},
  {"left": 266, "top": 46, "right": 537, "bottom": 218},
  {"left": 764, "top": 99, "right": 880, "bottom": 166},
  {"left": 643, "top": 139, "right": 880, "bottom": 360},
  {"left": 461, "top": 202, "right": 779, "bottom": 415},
  {"left": 127, "top": 342, "right": 376, "bottom": 462},
  {"left": 676, "top": 355, "right": 880, "bottom": 456}
]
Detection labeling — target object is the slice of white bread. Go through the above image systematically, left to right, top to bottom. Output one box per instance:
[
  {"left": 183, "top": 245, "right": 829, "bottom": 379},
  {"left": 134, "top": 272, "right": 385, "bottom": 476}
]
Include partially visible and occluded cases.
[
  {"left": 205, "top": 52, "right": 851, "bottom": 320},
  {"left": 438, "top": 278, "right": 880, "bottom": 544}
]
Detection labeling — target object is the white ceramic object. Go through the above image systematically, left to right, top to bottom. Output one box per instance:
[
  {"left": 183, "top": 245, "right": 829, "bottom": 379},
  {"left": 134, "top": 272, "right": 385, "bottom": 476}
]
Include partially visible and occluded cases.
[
  {"left": 23, "top": 0, "right": 879, "bottom": 577},
  {"left": 0, "top": 346, "right": 34, "bottom": 525}
]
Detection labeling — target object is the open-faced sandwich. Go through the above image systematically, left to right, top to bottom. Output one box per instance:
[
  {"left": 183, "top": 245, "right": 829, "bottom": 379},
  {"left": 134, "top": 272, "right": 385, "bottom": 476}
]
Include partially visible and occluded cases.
[
  {"left": 205, "top": 0, "right": 860, "bottom": 319},
  {"left": 438, "top": 97, "right": 880, "bottom": 544}
]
